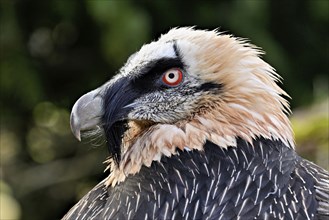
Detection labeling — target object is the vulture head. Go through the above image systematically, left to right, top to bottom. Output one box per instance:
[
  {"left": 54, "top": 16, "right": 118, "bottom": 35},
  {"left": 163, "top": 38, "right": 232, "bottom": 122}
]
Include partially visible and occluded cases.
[{"left": 70, "top": 27, "right": 293, "bottom": 186}]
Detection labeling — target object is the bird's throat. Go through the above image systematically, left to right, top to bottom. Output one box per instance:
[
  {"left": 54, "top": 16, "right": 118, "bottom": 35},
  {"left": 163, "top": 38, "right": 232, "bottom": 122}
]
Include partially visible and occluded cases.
[{"left": 106, "top": 119, "right": 156, "bottom": 165}]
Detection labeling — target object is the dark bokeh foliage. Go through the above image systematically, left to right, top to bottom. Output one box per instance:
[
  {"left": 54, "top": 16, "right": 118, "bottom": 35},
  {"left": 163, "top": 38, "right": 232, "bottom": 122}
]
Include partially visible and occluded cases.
[{"left": 0, "top": 0, "right": 328, "bottom": 219}]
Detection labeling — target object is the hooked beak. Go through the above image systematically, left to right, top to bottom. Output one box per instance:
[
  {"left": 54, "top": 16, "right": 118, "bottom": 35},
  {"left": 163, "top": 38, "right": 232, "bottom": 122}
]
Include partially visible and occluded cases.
[
  {"left": 70, "top": 77, "right": 138, "bottom": 162},
  {"left": 70, "top": 77, "right": 139, "bottom": 164},
  {"left": 70, "top": 89, "right": 103, "bottom": 141}
]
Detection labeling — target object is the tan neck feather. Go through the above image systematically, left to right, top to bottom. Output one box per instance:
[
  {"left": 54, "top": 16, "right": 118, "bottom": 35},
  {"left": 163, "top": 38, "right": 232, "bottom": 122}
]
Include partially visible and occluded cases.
[{"left": 104, "top": 100, "right": 293, "bottom": 187}]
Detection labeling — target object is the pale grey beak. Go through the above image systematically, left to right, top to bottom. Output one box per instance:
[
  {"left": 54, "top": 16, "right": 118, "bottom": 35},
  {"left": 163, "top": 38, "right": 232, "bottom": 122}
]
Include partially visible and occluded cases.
[{"left": 70, "top": 89, "right": 103, "bottom": 141}]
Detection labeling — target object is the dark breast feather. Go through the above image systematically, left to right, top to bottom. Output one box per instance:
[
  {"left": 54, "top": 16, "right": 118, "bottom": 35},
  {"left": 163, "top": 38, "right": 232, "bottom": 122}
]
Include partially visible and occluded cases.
[
  {"left": 62, "top": 138, "right": 329, "bottom": 220},
  {"left": 62, "top": 179, "right": 108, "bottom": 220}
]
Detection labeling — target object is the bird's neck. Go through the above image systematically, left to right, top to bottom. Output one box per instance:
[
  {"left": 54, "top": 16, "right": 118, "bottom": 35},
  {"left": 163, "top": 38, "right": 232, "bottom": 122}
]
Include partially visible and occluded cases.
[{"left": 104, "top": 110, "right": 294, "bottom": 187}]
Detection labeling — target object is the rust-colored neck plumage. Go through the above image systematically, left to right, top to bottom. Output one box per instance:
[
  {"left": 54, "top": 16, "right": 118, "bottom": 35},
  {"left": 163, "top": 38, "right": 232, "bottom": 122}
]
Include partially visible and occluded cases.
[{"left": 105, "top": 101, "right": 293, "bottom": 187}]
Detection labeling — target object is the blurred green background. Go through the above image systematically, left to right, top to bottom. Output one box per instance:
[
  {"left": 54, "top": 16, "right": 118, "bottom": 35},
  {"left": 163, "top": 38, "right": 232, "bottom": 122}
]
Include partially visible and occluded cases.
[{"left": 0, "top": 0, "right": 328, "bottom": 219}]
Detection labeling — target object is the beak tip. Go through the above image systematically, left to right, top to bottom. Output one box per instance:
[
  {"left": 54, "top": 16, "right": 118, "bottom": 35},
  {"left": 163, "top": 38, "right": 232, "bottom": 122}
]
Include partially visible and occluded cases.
[
  {"left": 70, "top": 113, "right": 81, "bottom": 141},
  {"left": 75, "top": 131, "right": 82, "bottom": 142}
]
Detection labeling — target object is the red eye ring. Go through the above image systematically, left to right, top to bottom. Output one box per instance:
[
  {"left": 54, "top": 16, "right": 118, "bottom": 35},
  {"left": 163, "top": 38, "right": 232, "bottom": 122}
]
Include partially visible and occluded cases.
[{"left": 162, "top": 68, "right": 183, "bottom": 86}]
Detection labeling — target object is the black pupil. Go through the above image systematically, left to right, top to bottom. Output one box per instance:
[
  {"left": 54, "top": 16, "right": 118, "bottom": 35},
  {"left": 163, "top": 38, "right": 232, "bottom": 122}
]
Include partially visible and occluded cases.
[{"left": 168, "top": 72, "right": 175, "bottom": 79}]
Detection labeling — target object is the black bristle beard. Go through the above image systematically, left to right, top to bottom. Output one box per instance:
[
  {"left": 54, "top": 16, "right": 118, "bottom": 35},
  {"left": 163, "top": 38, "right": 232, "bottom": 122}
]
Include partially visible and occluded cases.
[{"left": 106, "top": 120, "right": 128, "bottom": 165}]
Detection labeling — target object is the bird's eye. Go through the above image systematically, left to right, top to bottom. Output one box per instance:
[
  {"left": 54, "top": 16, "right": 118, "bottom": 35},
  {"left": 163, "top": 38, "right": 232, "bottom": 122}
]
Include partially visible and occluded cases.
[{"left": 162, "top": 68, "right": 183, "bottom": 86}]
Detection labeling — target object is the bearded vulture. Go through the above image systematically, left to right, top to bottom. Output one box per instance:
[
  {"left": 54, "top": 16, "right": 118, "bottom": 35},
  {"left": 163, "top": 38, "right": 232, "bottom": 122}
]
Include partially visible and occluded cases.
[{"left": 63, "top": 27, "right": 329, "bottom": 220}]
